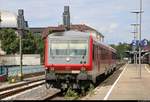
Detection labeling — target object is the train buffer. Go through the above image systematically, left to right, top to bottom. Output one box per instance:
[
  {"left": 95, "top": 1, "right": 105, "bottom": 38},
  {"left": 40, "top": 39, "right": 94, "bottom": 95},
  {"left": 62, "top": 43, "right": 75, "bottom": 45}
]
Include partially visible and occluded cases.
[{"left": 82, "top": 64, "right": 150, "bottom": 100}]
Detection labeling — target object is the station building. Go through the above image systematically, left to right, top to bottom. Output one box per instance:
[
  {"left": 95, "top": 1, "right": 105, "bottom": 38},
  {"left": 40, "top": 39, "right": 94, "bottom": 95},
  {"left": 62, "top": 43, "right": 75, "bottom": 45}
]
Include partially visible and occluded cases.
[{"left": 30, "top": 24, "right": 104, "bottom": 42}]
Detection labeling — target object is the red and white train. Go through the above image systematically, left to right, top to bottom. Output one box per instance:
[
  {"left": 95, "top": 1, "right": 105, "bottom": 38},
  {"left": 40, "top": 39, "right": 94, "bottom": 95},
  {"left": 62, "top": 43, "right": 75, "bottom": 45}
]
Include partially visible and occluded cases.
[{"left": 44, "top": 30, "right": 117, "bottom": 90}]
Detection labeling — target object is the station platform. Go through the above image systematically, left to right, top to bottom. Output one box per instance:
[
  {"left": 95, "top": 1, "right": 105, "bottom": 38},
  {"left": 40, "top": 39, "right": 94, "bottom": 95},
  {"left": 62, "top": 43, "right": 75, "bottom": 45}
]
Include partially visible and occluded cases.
[{"left": 82, "top": 64, "right": 150, "bottom": 100}]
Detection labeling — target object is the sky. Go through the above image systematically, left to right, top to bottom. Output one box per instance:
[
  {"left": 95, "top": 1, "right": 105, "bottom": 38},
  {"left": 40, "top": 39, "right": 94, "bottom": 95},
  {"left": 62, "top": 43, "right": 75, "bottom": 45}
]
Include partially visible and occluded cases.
[{"left": 0, "top": 0, "right": 150, "bottom": 45}]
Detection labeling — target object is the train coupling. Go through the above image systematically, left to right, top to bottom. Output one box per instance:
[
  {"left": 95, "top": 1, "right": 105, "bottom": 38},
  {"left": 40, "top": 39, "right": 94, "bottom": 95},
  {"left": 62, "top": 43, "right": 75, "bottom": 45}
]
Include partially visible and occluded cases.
[
  {"left": 77, "top": 67, "right": 88, "bottom": 80},
  {"left": 61, "top": 83, "right": 79, "bottom": 90}
]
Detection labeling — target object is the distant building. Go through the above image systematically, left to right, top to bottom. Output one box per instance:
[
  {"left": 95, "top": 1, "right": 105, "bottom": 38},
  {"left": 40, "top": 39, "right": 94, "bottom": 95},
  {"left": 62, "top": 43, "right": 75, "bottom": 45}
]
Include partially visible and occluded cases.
[
  {"left": 63, "top": 6, "right": 70, "bottom": 30},
  {"left": 30, "top": 24, "right": 105, "bottom": 42},
  {"left": 41, "top": 24, "right": 104, "bottom": 42},
  {"left": 29, "top": 27, "right": 46, "bottom": 35},
  {"left": 127, "top": 45, "right": 150, "bottom": 64},
  {"left": 143, "top": 46, "right": 150, "bottom": 64}
]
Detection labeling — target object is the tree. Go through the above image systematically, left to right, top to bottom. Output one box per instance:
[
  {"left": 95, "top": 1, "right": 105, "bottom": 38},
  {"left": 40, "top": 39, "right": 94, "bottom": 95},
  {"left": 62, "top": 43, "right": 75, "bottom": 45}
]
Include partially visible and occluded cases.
[
  {"left": 0, "top": 29, "right": 19, "bottom": 54},
  {"left": 0, "top": 29, "right": 45, "bottom": 63},
  {"left": 22, "top": 32, "right": 37, "bottom": 54},
  {"left": 22, "top": 32, "right": 44, "bottom": 63},
  {"left": 34, "top": 34, "right": 44, "bottom": 64},
  {"left": 110, "top": 42, "right": 131, "bottom": 59}
]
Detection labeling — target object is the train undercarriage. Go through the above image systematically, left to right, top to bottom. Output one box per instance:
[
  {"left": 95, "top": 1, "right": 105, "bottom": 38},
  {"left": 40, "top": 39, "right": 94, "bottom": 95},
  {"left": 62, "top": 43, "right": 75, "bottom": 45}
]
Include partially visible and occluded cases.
[
  {"left": 44, "top": 66, "right": 118, "bottom": 94},
  {"left": 45, "top": 69, "right": 93, "bottom": 93}
]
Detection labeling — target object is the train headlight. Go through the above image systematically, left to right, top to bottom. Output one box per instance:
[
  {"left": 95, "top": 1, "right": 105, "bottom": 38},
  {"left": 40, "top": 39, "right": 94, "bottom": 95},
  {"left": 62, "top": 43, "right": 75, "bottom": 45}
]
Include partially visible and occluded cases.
[{"left": 66, "top": 57, "right": 71, "bottom": 62}]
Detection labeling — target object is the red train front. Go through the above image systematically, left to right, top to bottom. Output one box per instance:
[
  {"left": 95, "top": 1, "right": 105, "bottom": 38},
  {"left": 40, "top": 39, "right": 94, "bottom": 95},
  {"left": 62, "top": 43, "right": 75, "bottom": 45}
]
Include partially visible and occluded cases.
[{"left": 44, "top": 30, "right": 117, "bottom": 91}]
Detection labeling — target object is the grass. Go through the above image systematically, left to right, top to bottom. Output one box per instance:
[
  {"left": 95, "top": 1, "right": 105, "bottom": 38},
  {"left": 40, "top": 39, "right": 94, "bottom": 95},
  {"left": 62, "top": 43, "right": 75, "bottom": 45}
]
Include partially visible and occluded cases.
[
  {"left": 7, "top": 73, "right": 23, "bottom": 84},
  {"left": 7, "top": 76, "right": 17, "bottom": 83},
  {"left": 64, "top": 87, "right": 79, "bottom": 100}
]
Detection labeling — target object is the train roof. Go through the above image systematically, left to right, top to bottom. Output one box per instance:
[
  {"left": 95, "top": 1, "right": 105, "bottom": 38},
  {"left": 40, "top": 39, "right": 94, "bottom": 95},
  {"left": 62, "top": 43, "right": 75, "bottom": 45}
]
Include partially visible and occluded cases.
[
  {"left": 48, "top": 30, "right": 116, "bottom": 53},
  {"left": 48, "top": 30, "right": 90, "bottom": 38}
]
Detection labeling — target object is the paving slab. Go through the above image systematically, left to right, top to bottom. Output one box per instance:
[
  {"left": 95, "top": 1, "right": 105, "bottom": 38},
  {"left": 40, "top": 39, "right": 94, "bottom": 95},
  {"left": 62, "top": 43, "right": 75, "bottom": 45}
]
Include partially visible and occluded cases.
[
  {"left": 82, "top": 64, "right": 150, "bottom": 100},
  {"left": 108, "top": 64, "right": 150, "bottom": 100}
]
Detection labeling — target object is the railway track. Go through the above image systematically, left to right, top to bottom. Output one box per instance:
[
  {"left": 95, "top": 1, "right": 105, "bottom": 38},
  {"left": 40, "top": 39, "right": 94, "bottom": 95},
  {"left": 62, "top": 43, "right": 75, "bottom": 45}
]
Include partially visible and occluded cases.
[
  {"left": 1, "top": 63, "right": 125, "bottom": 100},
  {"left": 46, "top": 74, "right": 115, "bottom": 100},
  {"left": 0, "top": 79, "right": 45, "bottom": 99}
]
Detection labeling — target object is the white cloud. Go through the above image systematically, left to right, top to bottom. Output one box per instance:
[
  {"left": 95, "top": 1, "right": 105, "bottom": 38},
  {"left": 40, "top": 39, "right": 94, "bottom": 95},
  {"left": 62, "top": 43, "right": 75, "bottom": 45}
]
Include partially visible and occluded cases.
[
  {"left": 94, "top": 22, "right": 119, "bottom": 35},
  {"left": 109, "top": 23, "right": 119, "bottom": 33}
]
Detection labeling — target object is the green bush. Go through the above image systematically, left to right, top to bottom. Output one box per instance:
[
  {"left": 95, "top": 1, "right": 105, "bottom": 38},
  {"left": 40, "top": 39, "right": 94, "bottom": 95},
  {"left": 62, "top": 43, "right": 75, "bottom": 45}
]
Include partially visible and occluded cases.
[
  {"left": 7, "top": 74, "right": 22, "bottom": 84},
  {"left": 7, "top": 76, "right": 17, "bottom": 84},
  {"left": 64, "top": 87, "right": 79, "bottom": 100}
]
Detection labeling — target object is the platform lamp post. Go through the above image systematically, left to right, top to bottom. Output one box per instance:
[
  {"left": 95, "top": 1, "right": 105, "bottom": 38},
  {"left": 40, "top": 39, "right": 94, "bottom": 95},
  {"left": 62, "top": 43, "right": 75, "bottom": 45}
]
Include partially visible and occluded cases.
[
  {"left": 131, "top": 0, "right": 143, "bottom": 78},
  {"left": 139, "top": 0, "right": 144, "bottom": 78},
  {"left": 17, "top": 9, "right": 25, "bottom": 81},
  {"left": 131, "top": 11, "right": 140, "bottom": 67},
  {"left": 131, "top": 24, "right": 139, "bottom": 65},
  {"left": 131, "top": 24, "right": 136, "bottom": 65},
  {"left": 131, "top": 31, "right": 136, "bottom": 64}
]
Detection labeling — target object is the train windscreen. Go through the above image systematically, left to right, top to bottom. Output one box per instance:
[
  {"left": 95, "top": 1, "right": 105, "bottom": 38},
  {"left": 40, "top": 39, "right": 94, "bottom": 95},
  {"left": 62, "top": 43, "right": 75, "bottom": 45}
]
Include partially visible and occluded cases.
[{"left": 50, "top": 40, "right": 88, "bottom": 56}]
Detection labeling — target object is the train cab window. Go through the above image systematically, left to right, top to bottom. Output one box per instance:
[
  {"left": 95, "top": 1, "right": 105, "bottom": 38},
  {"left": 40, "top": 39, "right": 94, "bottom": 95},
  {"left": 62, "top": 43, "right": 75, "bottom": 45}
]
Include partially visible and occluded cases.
[
  {"left": 50, "top": 40, "right": 88, "bottom": 56},
  {"left": 69, "top": 40, "right": 88, "bottom": 56},
  {"left": 51, "top": 41, "right": 68, "bottom": 56}
]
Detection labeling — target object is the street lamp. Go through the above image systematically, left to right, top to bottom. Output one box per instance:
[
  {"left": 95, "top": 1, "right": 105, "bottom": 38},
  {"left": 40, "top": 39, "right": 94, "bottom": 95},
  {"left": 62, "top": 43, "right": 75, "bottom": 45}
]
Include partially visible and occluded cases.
[
  {"left": 131, "top": 0, "right": 143, "bottom": 78},
  {"left": 139, "top": 0, "right": 144, "bottom": 78},
  {"left": 17, "top": 9, "right": 25, "bottom": 81},
  {"left": 131, "top": 11, "right": 140, "bottom": 66},
  {"left": 131, "top": 24, "right": 139, "bottom": 65}
]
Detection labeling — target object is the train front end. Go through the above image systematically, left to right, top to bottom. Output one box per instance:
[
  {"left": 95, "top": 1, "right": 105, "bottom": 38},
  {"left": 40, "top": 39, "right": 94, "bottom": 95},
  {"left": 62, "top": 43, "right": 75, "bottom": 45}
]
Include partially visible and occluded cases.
[{"left": 44, "top": 31, "right": 93, "bottom": 90}]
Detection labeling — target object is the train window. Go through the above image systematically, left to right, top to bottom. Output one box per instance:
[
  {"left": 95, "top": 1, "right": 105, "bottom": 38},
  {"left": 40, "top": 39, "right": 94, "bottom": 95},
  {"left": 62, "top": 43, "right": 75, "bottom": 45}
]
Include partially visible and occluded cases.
[
  {"left": 50, "top": 40, "right": 88, "bottom": 56},
  {"left": 69, "top": 40, "right": 88, "bottom": 56},
  {"left": 51, "top": 41, "right": 68, "bottom": 56},
  {"left": 101, "top": 48, "right": 108, "bottom": 60},
  {"left": 101, "top": 48, "right": 105, "bottom": 59}
]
